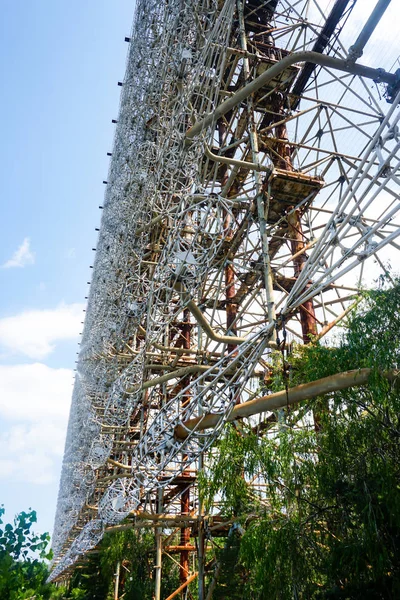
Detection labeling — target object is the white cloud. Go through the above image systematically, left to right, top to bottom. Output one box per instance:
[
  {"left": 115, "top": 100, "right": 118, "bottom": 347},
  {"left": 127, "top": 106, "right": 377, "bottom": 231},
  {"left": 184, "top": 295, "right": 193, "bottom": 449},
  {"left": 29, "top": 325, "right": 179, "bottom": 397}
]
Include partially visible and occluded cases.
[
  {"left": 2, "top": 238, "right": 35, "bottom": 269},
  {"left": 0, "top": 303, "right": 84, "bottom": 359},
  {"left": 0, "top": 304, "right": 82, "bottom": 486},
  {"left": 0, "top": 363, "right": 73, "bottom": 484},
  {"left": 0, "top": 363, "right": 73, "bottom": 422},
  {"left": 0, "top": 424, "right": 65, "bottom": 484}
]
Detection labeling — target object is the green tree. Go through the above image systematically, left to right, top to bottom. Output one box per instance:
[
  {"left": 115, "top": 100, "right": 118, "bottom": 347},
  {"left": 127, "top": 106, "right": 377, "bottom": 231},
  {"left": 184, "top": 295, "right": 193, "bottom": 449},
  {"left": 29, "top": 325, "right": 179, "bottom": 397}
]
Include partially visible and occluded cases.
[
  {"left": 200, "top": 282, "right": 400, "bottom": 599},
  {"left": 0, "top": 506, "right": 54, "bottom": 600},
  {"left": 67, "top": 528, "right": 179, "bottom": 599}
]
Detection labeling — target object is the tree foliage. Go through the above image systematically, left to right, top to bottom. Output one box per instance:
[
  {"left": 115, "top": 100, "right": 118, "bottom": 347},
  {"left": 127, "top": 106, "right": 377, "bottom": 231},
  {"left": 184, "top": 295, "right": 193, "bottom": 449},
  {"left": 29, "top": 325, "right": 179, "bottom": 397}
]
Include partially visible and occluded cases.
[
  {"left": 199, "top": 282, "right": 400, "bottom": 599},
  {"left": 12, "top": 283, "right": 397, "bottom": 599},
  {"left": 0, "top": 506, "right": 54, "bottom": 600},
  {"left": 66, "top": 528, "right": 179, "bottom": 599}
]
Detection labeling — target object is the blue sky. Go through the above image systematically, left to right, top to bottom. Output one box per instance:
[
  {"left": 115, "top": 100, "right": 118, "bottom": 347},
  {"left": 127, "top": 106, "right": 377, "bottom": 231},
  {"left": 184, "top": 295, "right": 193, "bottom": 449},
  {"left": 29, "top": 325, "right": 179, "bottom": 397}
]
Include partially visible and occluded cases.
[{"left": 0, "top": 1, "right": 135, "bottom": 536}]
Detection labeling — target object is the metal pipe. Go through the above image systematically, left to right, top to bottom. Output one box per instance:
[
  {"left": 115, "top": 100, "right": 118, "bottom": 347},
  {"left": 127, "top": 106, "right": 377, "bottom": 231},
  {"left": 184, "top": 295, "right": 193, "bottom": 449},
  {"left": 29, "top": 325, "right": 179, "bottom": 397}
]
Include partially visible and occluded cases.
[
  {"left": 348, "top": 0, "right": 392, "bottom": 62},
  {"left": 186, "top": 51, "right": 396, "bottom": 141},
  {"left": 204, "top": 144, "right": 270, "bottom": 172},
  {"left": 287, "top": 209, "right": 318, "bottom": 343},
  {"left": 174, "top": 282, "right": 248, "bottom": 345},
  {"left": 186, "top": 299, "right": 247, "bottom": 345},
  {"left": 314, "top": 301, "right": 358, "bottom": 341},
  {"left": 180, "top": 308, "right": 191, "bottom": 589},
  {"left": 137, "top": 326, "right": 222, "bottom": 356},
  {"left": 123, "top": 362, "right": 264, "bottom": 397},
  {"left": 125, "top": 365, "right": 223, "bottom": 394},
  {"left": 174, "top": 368, "right": 399, "bottom": 439},
  {"left": 154, "top": 489, "right": 163, "bottom": 600},
  {"left": 197, "top": 508, "right": 205, "bottom": 600},
  {"left": 107, "top": 512, "right": 198, "bottom": 525},
  {"left": 114, "top": 561, "right": 120, "bottom": 600},
  {"left": 164, "top": 572, "right": 198, "bottom": 600}
]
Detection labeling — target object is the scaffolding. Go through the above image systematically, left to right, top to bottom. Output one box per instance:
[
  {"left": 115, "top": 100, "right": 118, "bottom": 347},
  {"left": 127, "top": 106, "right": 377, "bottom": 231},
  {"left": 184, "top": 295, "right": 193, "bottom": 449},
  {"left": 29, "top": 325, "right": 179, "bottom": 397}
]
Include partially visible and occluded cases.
[{"left": 50, "top": 0, "right": 400, "bottom": 597}]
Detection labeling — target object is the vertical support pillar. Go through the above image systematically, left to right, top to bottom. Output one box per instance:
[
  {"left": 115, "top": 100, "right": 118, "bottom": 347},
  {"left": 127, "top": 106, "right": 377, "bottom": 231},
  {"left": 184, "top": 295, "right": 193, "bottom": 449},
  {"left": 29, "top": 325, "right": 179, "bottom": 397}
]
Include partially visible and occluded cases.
[
  {"left": 273, "top": 94, "right": 317, "bottom": 343},
  {"left": 287, "top": 210, "right": 318, "bottom": 343},
  {"left": 225, "top": 253, "right": 238, "bottom": 355},
  {"left": 180, "top": 308, "right": 192, "bottom": 591},
  {"left": 197, "top": 450, "right": 205, "bottom": 600},
  {"left": 179, "top": 487, "right": 190, "bottom": 585},
  {"left": 155, "top": 488, "right": 163, "bottom": 600},
  {"left": 197, "top": 519, "right": 205, "bottom": 600},
  {"left": 114, "top": 561, "right": 120, "bottom": 600}
]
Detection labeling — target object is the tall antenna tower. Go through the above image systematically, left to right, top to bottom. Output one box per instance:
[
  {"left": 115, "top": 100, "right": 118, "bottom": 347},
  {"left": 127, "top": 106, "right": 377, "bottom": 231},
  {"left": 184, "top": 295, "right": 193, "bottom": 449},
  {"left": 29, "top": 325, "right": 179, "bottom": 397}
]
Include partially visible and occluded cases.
[{"left": 50, "top": 0, "right": 400, "bottom": 596}]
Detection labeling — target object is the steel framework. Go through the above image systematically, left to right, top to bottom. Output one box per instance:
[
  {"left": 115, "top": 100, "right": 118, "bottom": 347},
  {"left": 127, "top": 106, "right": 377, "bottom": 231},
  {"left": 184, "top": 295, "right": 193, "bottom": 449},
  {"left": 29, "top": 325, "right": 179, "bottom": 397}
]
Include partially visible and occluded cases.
[{"left": 50, "top": 0, "right": 400, "bottom": 596}]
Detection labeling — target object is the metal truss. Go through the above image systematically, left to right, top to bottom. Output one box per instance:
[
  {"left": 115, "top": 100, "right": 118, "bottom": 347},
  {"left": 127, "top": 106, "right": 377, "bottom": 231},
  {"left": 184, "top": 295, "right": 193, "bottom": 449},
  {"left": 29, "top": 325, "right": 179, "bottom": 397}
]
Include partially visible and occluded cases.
[{"left": 50, "top": 0, "right": 400, "bottom": 595}]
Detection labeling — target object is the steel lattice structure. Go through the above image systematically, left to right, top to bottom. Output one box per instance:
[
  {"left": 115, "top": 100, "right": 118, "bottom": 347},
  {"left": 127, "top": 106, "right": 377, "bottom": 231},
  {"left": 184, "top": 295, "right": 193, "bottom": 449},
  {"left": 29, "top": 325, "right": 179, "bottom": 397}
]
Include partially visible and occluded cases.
[{"left": 50, "top": 0, "right": 400, "bottom": 594}]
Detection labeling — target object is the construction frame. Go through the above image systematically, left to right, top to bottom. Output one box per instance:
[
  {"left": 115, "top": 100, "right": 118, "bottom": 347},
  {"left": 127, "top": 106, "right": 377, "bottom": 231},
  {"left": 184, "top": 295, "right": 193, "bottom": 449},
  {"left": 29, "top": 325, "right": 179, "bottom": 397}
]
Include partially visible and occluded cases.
[{"left": 50, "top": 1, "right": 400, "bottom": 598}]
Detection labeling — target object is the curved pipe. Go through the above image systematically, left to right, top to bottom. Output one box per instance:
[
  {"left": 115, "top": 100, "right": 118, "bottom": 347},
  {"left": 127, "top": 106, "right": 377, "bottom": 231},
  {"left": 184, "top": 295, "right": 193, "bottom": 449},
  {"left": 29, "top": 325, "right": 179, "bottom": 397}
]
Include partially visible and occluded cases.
[
  {"left": 186, "top": 50, "right": 396, "bottom": 142},
  {"left": 204, "top": 144, "right": 271, "bottom": 173},
  {"left": 174, "top": 282, "right": 248, "bottom": 346},
  {"left": 186, "top": 299, "right": 247, "bottom": 346}
]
